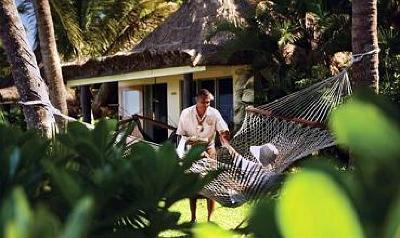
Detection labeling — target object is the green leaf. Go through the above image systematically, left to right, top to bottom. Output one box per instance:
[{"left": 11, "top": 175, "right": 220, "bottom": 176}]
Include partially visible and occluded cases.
[
  {"left": 329, "top": 99, "right": 400, "bottom": 161},
  {"left": 92, "top": 119, "right": 116, "bottom": 150},
  {"left": 154, "top": 142, "right": 179, "bottom": 193},
  {"left": 181, "top": 145, "right": 205, "bottom": 170},
  {"left": 8, "top": 148, "right": 21, "bottom": 178},
  {"left": 42, "top": 161, "right": 83, "bottom": 206},
  {"left": 277, "top": 169, "right": 364, "bottom": 238},
  {"left": 1, "top": 188, "right": 32, "bottom": 238},
  {"left": 384, "top": 194, "right": 400, "bottom": 238},
  {"left": 61, "top": 196, "right": 94, "bottom": 238},
  {"left": 249, "top": 199, "right": 280, "bottom": 238},
  {"left": 30, "top": 206, "right": 61, "bottom": 238},
  {"left": 193, "top": 223, "right": 236, "bottom": 238}
]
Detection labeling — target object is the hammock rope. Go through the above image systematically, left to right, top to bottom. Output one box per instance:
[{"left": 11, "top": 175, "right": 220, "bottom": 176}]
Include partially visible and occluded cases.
[
  {"left": 119, "top": 49, "right": 378, "bottom": 207},
  {"left": 189, "top": 69, "right": 353, "bottom": 207}
]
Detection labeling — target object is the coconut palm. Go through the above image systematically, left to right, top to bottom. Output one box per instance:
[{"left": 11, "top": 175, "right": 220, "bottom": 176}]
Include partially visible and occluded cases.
[
  {"left": 0, "top": 0, "right": 54, "bottom": 136},
  {"left": 1, "top": 0, "right": 179, "bottom": 120},
  {"left": 33, "top": 0, "right": 68, "bottom": 118},
  {"left": 49, "top": 0, "right": 179, "bottom": 60},
  {"left": 49, "top": 0, "right": 179, "bottom": 118},
  {"left": 351, "top": 0, "right": 379, "bottom": 92}
]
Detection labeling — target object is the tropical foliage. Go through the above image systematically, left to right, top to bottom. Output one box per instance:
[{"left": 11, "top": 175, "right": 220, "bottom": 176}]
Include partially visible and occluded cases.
[
  {"left": 0, "top": 0, "right": 178, "bottom": 78},
  {"left": 0, "top": 0, "right": 181, "bottom": 123},
  {"left": 48, "top": 0, "right": 179, "bottom": 60},
  {"left": 211, "top": 0, "right": 400, "bottom": 105},
  {"left": 2, "top": 91, "right": 400, "bottom": 238},
  {"left": 0, "top": 119, "right": 213, "bottom": 237}
]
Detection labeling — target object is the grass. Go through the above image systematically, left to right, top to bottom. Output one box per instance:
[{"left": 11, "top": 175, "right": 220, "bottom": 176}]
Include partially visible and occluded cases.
[{"left": 159, "top": 199, "right": 252, "bottom": 237}]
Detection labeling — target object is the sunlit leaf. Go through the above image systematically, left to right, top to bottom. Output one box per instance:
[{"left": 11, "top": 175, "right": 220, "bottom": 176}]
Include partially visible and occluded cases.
[
  {"left": 329, "top": 99, "right": 400, "bottom": 160},
  {"left": 92, "top": 119, "right": 116, "bottom": 150},
  {"left": 277, "top": 169, "right": 364, "bottom": 238},
  {"left": 1, "top": 188, "right": 32, "bottom": 238},
  {"left": 193, "top": 223, "right": 236, "bottom": 238}
]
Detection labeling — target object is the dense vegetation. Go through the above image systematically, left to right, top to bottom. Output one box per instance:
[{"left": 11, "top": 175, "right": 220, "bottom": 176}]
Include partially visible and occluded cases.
[
  {"left": 212, "top": 0, "right": 400, "bottom": 105},
  {"left": 1, "top": 1, "right": 399, "bottom": 237},
  {"left": 1, "top": 92, "right": 399, "bottom": 237},
  {"left": 0, "top": 119, "right": 213, "bottom": 237}
]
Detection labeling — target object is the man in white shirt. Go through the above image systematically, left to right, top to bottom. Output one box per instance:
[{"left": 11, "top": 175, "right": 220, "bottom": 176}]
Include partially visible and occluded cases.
[{"left": 177, "top": 89, "right": 230, "bottom": 222}]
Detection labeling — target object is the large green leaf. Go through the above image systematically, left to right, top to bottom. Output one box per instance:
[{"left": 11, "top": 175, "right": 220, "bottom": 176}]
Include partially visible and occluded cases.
[
  {"left": 329, "top": 99, "right": 400, "bottom": 161},
  {"left": 42, "top": 161, "right": 83, "bottom": 206},
  {"left": 277, "top": 169, "right": 364, "bottom": 238},
  {"left": 1, "top": 188, "right": 32, "bottom": 238},
  {"left": 384, "top": 193, "right": 400, "bottom": 238},
  {"left": 61, "top": 196, "right": 94, "bottom": 238},
  {"left": 249, "top": 199, "right": 280, "bottom": 238},
  {"left": 29, "top": 206, "right": 61, "bottom": 238},
  {"left": 193, "top": 223, "right": 236, "bottom": 238}
]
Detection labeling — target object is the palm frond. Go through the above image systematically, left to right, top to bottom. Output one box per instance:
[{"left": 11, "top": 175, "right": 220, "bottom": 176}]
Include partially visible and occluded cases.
[
  {"left": 50, "top": 0, "right": 85, "bottom": 59},
  {"left": 78, "top": 0, "right": 114, "bottom": 31},
  {"left": 80, "top": 0, "right": 142, "bottom": 55},
  {"left": 90, "top": 0, "right": 177, "bottom": 56},
  {"left": 104, "top": 2, "right": 177, "bottom": 55},
  {"left": 317, "top": 14, "right": 351, "bottom": 54},
  {"left": 206, "top": 20, "right": 245, "bottom": 41},
  {"left": 270, "top": 20, "right": 299, "bottom": 47},
  {"left": 379, "top": 26, "right": 400, "bottom": 54}
]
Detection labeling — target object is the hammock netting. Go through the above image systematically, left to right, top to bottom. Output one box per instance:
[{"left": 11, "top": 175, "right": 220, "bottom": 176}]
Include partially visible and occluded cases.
[{"left": 189, "top": 70, "right": 352, "bottom": 207}]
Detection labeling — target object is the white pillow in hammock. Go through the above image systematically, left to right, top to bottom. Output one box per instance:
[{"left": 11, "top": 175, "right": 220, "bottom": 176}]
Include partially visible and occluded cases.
[
  {"left": 176, "top": 137, "right": 187, "bottom": 158},
  {"left": 250, "top": 143, "right": 279, "bottom": 167}
]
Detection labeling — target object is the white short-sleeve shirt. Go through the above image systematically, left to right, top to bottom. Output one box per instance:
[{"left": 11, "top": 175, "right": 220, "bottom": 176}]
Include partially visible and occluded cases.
[{"left": 176, "top": 105, "right": 229, "bottom": 148}]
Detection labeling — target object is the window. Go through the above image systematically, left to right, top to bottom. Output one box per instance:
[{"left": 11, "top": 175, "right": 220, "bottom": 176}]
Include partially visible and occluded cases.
[
  {"left": 217, "top": 78, "right": 233, "bottom": 128},
  {"left": 121, "top": 88, "right": 142, "bottom": 118}
]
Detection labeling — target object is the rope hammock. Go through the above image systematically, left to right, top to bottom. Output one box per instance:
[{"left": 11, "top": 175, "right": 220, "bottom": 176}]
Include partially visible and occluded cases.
[{"left": 188, "top": 70, "right": 352, "bottom": 207}]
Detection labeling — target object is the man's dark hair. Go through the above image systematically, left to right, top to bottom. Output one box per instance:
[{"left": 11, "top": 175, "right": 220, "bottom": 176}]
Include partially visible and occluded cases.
[{"left": 196, "top": 89, "right": 214, "bottom": 100}]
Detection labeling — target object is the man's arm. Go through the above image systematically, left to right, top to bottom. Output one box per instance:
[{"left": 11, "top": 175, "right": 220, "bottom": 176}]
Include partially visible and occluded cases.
[
  {"left": 176, "top": 108, "right": 188, "bottom": 136},
  {"left": 214, "top": 109, "right": 230, "bottom": 145},
  {"left": 219, "top": 130, "right": 230, "bottom": 145}
]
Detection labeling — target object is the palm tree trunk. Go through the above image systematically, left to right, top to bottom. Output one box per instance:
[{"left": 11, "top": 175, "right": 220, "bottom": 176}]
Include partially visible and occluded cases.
[
  {"left": 0, "top": 0, "right": 54, "bottom": 136},
  {"left": 33, "top": 0, "right": 68, "bottom": 117},
  {"left": 352, "top": 0, "right": 379, "bottom": 92},
  {"left": 92, "top": 83, "right": 111, "bottom": 119},
  {"left": 80, "top": 85, "right": 92, "bottom": 123}
]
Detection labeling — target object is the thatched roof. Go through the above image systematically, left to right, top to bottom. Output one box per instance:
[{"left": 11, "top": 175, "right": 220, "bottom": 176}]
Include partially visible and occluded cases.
[
  {"left": 63, "top": 0, "right": 252, "bottom": 81},
  {"left": 132, "top": 0, "right": 251, "bottom": 64},
  {"left": 63, "top": 51, "right": 192, "bottom": 80},
  {"left": 0, "top": 85, "right": 77, "bottom": 104}
]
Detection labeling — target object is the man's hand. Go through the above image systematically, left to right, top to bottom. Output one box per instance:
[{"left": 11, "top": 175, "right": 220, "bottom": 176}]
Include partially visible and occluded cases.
[{"left": 219, "top": 131, "right": 230, "bottom": 145}]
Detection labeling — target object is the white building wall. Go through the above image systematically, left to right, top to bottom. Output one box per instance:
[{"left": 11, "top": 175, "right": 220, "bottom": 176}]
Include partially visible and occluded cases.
[
  {"left": 118, "top": 65, "right": 250, "bottom": 135},
  {"left": 167, "top": 76, "right": 181, "bottom": 129}
]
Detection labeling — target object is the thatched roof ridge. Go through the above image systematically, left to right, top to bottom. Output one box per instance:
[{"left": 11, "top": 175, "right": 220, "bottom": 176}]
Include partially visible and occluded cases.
[
  {"left": 63, "top": 0, "right": 253, "bottom": 81},
  {"left": 132, "top": 0, "right": 252, "bottom": 65}
]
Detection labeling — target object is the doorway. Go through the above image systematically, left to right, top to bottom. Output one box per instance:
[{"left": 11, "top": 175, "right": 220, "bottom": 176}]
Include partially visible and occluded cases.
[{"left": 143, "top": 83, "right": 168, "bottom": 143}]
